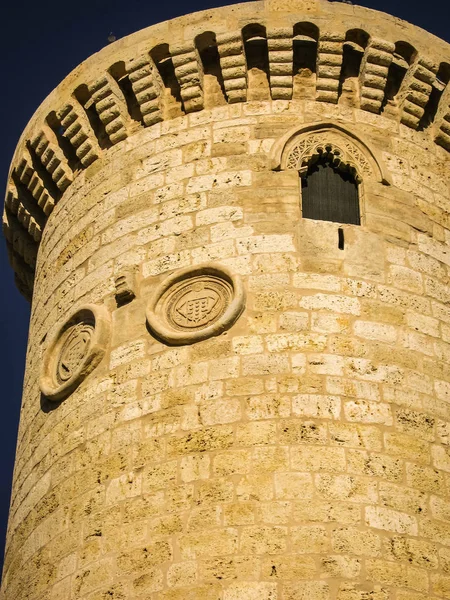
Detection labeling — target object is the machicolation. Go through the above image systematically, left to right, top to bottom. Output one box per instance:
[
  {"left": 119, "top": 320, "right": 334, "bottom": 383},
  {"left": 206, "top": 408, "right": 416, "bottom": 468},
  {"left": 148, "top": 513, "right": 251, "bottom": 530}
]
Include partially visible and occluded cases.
[{"left": 4, "top": 0, "right": 450, "bottom": 299}]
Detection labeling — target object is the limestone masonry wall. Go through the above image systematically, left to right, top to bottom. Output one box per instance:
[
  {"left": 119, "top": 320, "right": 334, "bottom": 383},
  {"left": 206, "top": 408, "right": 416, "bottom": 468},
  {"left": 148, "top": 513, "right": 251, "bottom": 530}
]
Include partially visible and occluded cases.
[{"left": 2, "top": 0, "right": 450, "bottom": 599}]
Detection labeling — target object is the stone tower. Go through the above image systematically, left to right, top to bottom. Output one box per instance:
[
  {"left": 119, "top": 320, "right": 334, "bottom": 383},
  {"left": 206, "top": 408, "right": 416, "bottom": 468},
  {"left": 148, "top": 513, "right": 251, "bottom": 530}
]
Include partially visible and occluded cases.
[{"left": 2, "top": 0, "right": 450, "bottom": 598}]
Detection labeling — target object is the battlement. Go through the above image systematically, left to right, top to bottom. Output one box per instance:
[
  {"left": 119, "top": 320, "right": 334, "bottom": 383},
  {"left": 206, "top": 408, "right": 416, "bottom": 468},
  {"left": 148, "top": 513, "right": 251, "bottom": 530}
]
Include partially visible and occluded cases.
[{"left": 3, "top": 0, "right": 450, "bottom": 300}]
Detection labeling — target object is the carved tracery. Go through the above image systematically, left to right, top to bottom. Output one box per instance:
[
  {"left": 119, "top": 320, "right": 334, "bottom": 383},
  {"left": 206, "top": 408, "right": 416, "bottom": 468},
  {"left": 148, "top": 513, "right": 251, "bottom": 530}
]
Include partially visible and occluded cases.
[
  {"left": 271, "top": 121, "right": 391, "bottom": 186},
  {"left": 284, "top": 132, "right": 373, "bottom": 183}
]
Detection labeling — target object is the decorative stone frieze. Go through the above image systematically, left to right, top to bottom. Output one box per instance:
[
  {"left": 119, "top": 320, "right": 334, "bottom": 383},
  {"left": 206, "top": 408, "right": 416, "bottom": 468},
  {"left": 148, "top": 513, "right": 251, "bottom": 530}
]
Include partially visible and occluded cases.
[{"left": 271, "top": 122, "right": 391, "bottom": 185}]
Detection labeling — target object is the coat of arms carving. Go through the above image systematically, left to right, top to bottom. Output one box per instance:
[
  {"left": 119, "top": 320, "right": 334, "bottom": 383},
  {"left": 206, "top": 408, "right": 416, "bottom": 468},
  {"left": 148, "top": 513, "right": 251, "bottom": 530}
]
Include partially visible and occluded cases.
[{"left": 146, "top": 264, "right": 245, "bottom": 345}]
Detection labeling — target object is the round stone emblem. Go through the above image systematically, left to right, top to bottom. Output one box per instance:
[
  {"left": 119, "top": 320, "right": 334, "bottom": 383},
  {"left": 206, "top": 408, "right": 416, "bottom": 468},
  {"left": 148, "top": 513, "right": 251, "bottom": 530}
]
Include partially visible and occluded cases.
[
  {"left": 146, "top": 264, "right": 245, "bottom": 345},
  {"left": 167, "top": 277, "right": 233, "bottom": 330},
  {"left": 40, "top": 305, "right": 111, "bottom": 402},
  {"left": 56, "top": 321, "right": 95, "bottom": 384}
]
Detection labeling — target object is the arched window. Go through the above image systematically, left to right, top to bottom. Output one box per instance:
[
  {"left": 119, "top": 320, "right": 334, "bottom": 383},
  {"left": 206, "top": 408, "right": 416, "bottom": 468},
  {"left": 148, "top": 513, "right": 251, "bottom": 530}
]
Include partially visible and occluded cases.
[
  {"left": 270, "top": 123, "right": 392, "bottom": 227},
  {"left": 301, "top": 155, "right": 360, "bottom": 225}
]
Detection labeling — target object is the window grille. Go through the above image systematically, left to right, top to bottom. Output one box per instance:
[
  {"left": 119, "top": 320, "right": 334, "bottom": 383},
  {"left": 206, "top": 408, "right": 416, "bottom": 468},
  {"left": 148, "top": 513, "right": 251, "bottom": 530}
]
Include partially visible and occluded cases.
[{"left": 301, "top": 157, "right": 360, "bottom": 225}]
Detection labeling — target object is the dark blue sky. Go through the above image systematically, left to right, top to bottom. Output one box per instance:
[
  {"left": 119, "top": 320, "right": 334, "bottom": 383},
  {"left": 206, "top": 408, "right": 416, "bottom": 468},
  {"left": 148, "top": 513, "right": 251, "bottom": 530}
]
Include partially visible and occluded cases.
[{"left": 0, "top": 0, "right": 448, "bottom": 576}]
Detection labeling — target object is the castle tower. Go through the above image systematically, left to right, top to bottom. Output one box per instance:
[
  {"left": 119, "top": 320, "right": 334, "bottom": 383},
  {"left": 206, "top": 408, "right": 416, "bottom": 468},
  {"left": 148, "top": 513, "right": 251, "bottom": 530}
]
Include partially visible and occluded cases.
[{"left": 2, "top": 0, "right": 450, "bottom": 598}]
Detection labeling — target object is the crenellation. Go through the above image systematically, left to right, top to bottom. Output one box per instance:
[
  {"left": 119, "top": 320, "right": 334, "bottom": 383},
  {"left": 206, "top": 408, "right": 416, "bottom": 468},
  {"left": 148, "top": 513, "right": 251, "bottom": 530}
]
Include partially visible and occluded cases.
[
  {"left": 3, "top": 13, "right": 450, "bottom": 300},
  {"left": 267, "top": 27, "right": 293, "bottom": 100},
  {"left": 217, "top": 31, "right": 248, "bottom": 103},
  {"left": 316, "top": 32, "right": 345, "bottom": 103},
  {"left": 359, "top": 38, "right": 395, "bottom": 114},
  {"left": 171, "top": 42, "right": 205, "bottom": 113},
  {"left": 150, "top": 45, "right": 186, "bottom": 120},
  {"left": 126, "top": 55, "right": 164, "bottom": 126},
  {"left": 398, "top": 57, "right": 438, "bottom": 129},
  {"left": 88, "top": 74, "right": 129, "bottom": 144},
  {"left": 434, "top": 85, "right": 450, "bottom": 151},
  {"left": 56, "top": 102, "right": 100, "bottom": 167},
  {"left": 29, "top": 126, "right": 73, "bottom": 192},
  {"left": 14, "top": 148, "right": 55, "bottom": 216},
  {"left": 4, "top": 183, "right": 43, "bottom": 243},
  {"left": 2, "top": 211, "right": 37, "bottom": 270},
  {"left": 7, "top": 248, "right": 34, "bottom": 301}
]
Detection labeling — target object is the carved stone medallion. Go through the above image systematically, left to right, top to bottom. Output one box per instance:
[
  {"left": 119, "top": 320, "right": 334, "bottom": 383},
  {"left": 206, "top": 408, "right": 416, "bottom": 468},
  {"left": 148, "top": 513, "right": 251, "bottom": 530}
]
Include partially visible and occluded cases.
[
  {"left": 146, "top": 264, "right": 245, "bottom": 345},
  {"left": 40, "top": 305, "right": 111, "bottom": 402},
  {"left": 56, "top": 321, "right": 95, "bottom": 384}
]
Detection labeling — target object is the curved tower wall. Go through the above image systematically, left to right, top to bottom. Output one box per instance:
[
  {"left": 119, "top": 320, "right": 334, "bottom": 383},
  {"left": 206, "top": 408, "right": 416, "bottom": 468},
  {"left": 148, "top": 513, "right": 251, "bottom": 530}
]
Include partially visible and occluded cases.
[{"left": 2, "top": 1, "right": 450, "bottom": 598}]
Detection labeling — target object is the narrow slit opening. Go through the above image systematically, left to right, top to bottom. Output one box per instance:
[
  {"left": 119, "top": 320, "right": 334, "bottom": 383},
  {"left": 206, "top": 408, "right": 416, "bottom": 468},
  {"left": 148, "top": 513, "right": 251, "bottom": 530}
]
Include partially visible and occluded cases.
[
  {"left": 292, "top": 22, "right": 318, "bottom": 99},
  {"left": 243, "top": 24, "right": 271, "bottom": 101},
  {"left": 338, "top": 29, "right": 369, "bottom": 105},
  {"left": 196, "top": 31, "right": 227, "bottom": 108},
  {"left": 381, "top": 41, "right": 416, "bottom": 112},
  {"left": 150, "top": 44, "right": 184, "bottom": 117},
  {"left": 109, "top": 61, "right": 143, "bottom": 124},
  {"left": 418, "top": 62, "right": 450, "bottom": 130},
  {"left": 74, "top": 84, "right": 111, "bottom": 149},
  {"left": 46, "top": 111, "right": 79, "bottom": 172},
  {"left": 338, "top": 227, "right": 345, "bottom": 250}
]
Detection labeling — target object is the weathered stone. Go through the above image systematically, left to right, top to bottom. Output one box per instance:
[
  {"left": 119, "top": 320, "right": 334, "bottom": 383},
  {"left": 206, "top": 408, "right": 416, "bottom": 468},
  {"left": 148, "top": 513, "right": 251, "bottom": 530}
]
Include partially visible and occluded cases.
[{"left": 2, "top": 1, "right": 450, "bottom": 599}]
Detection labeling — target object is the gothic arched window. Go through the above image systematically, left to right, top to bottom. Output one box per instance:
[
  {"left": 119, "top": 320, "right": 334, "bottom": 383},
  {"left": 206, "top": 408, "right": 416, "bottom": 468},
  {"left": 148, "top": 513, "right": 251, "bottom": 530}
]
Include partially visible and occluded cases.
[
  {"left": 270, "top": 123, "right": 392, "bottom": 226},
  {"left": 301, "top": 156, "right": 360, "bottom": 225}
]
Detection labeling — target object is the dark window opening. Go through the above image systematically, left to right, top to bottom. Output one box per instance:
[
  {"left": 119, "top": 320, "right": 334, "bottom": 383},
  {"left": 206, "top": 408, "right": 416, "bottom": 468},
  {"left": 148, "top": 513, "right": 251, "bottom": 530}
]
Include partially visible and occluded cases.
[
  {"left": 293, "top": 22, "right": 318, "bottom": 74},
  {"left": 292, "top": 23, "right": 318, "bottom": 99},
  {"left": 242, "top": 24, "right": 270, "bottom": 100},
  {"left": 338, "top": 30, "right": 369, "bottom": 101},
  {"left": 196, "top": 31, "right": 226, "bottom": 106},
  {"left": 381, "top": 41, "right": 416, "bottom": 111},
  {"left": 150, "top": 44, "right": 183, "bottom": 104},
  {"left": 109, "top": 61, "right": 142, "bottom": 124},
  {"left": 419, "top": 62, "right": 450, "bottom": 130},
  {"left": 74, "top": 84, "right": 111, "bottom": 149},
  {"left": 46, "top": 111, "right": 79, "bottom": 172},
  {"left": 301, "top": 156, "right": 360, "bottom": 225}
]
